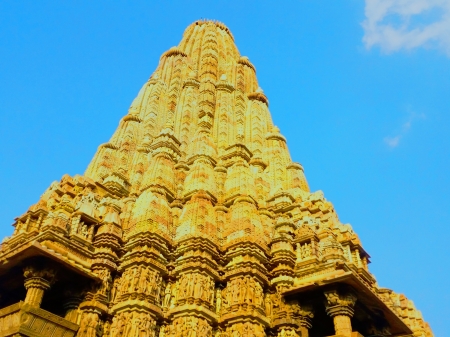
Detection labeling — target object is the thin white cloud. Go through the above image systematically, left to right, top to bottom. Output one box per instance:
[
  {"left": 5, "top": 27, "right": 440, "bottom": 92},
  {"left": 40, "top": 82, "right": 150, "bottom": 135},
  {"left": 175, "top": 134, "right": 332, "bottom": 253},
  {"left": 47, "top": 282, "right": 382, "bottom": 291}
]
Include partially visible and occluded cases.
[
  {"left": 363, "top": 0, "right": 450, "bottom": 56},
  {"left": 384, "top": 109, "right": 425, "bottom": 148},
  {"left": 384, "top": 135, "right": 401, "bottom": 147}
]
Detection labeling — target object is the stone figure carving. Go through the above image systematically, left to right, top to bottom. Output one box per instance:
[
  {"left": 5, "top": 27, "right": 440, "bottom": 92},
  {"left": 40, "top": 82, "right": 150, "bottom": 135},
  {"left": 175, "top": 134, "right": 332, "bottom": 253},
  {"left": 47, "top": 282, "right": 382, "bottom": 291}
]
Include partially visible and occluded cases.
[
  {"left": 76, "top": 192, "right": 97, "bottom": 216},
  {"left": 70, "top": 215, "right": 80, "bottom": 235},
  {"left": 81, "top": 224, "right": 89, "bottom": 239},
  {"left": 296, "top": 242, "right": 312, "bottom": 261},
  {"left": 302, "top": 243, "right": 311, "bottom": 258},
  {"left": 114, "top": 266, "right": 163, "bottom": 302},
  {"left": 130, "top": 266, "right": 140, "bottom": 292},
  {"left": 138, "top": 268, "right": 148, "bottom": 294},
  {"left": 96, "top": 269, "right": 112, "bottom": 297},
  {"left": 119, "top": 271, "right": 130, "bottom": 295},
  {"left": 175, "top": 273, "right": 215, "bottom": 305},
  {"left": 187, "top": 274, "right": 194, "bottom": 297},
  {"left": 155, "top": 275, "right": 163, "bottom": 301},
  {"left": 194, "top": 275, "right": 202, "bottom": 299},
  {"left": 111, "top": 276, "right": 120, "bottom": 303},
  {"left": 221, "top": 277, "right": 264, "bottom": 313},
  {"left": 209, "top": 281, "right": 215, "bottom": 305},
  {"left": 170, "top": 282, "right": 179, "bottom": 308},
  {"left": 255, "top": 282, "right": 263, "bottom": 307},
  {"left": 163, "top": 283, "right": 172, "bottom": 308},
  {"left": 216, "top": 288, "right": 222, "bottom": 314},
  {"left": 324, "top": 289, "right": 357, "bottom": 308},
  {"left": 265, "top": 293, "right": 272, "bottom": 317},
  {"left": 78, "top": 312, "right": 99, "bottom": 337},
  {"left": 138, "top": 313, "right": 153, "bottom": 337},
  {"left": 165, "top": 316, "right": 214, "bottom": 337},
  {"left": 110, "top": 317, "right": 118, "bottom": 337},
  {"left": 100, "top": 320, "right": 110, "bottom": 337},
  {"left": 226, "top": 322, "right": 266, "bottom": 337},
  {"left": 159, "top": 325, "right": 166, "bottom": 337}
]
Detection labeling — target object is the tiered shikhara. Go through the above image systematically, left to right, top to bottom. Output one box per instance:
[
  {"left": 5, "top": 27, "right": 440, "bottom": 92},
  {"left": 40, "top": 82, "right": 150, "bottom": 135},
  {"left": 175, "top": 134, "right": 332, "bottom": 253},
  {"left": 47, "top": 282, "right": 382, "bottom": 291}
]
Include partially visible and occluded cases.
[{"left": 0, "top": 21, "right": 433, "bottom": 337}]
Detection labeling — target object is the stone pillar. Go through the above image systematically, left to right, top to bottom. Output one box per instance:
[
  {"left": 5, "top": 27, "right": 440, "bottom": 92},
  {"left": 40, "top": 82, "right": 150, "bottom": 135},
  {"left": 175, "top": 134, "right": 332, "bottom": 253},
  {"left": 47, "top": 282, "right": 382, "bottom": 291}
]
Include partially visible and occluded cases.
[
  {"left": 23, "top": 266, "right": 56, "bottom": 307},
  {"left": 324, "top": 288, "right": 357, "bottom": 337},
  {"left": 63, "top": 291, "right": 83, "bottom": 323},
  {"left": 298, "top": 304, "right": 314, "bottom": 337}
]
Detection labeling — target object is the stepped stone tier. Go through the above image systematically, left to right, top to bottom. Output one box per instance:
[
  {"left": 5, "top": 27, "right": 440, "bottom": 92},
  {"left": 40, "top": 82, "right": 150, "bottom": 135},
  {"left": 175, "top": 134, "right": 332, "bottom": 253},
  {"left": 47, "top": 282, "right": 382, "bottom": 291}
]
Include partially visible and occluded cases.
[{"left": 0, "top": 20, "right": 433, "bottom": 337}]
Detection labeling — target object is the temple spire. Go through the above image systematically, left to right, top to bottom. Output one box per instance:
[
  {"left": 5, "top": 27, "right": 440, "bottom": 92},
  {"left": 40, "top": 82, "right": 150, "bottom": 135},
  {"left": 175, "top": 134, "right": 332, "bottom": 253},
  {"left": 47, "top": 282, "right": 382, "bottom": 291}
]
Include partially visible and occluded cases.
[{"left": 0, "top": 20, "right": 433, "bottom": 337}]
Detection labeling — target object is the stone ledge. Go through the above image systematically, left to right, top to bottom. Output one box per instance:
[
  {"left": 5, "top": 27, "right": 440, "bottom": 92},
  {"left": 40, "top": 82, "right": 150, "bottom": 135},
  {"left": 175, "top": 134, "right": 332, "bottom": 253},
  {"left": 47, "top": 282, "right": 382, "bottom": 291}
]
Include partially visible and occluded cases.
[{"left": 0, "top": 301, "right": 78, "bottom": 337}]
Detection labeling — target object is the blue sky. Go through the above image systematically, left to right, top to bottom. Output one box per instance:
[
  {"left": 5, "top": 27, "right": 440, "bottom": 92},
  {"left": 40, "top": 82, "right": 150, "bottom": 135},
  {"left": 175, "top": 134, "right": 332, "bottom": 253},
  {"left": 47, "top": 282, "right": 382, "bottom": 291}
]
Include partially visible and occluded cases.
[{"left": 0, "top": 1, "right": 449, "bottom": 334}]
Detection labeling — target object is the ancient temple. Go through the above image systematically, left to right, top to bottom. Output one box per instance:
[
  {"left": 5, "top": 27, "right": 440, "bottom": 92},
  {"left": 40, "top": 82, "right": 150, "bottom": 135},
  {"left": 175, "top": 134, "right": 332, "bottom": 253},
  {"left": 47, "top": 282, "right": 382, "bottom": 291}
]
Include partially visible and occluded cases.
[{"left": 0, "top": 20, "right": 433, "bottom": 337}]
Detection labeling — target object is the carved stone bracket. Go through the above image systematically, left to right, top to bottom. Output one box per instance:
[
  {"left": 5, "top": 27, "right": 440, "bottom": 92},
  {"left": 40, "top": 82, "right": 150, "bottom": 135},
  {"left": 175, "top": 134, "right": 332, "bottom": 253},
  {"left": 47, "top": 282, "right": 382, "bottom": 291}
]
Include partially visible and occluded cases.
[
  {"left": 23, "top": 266, "right": 56, "bottom": 307},
  {"left": 324, "top": 288, "right": 357, "bottom": 337},
  {"left": 298, "top": 304, "right": 314, "bottom": 330},
  {"left": 325, "top": 304, "right": 355, "bottom": 318}
]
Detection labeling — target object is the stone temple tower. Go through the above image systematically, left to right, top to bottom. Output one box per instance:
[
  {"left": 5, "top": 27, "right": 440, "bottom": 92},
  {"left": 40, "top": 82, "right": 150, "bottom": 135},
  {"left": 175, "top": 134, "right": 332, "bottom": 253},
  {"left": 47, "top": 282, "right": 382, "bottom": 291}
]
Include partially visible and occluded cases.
[{"left": 0, "top": 20, "right": 433, "bottom": 337}]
